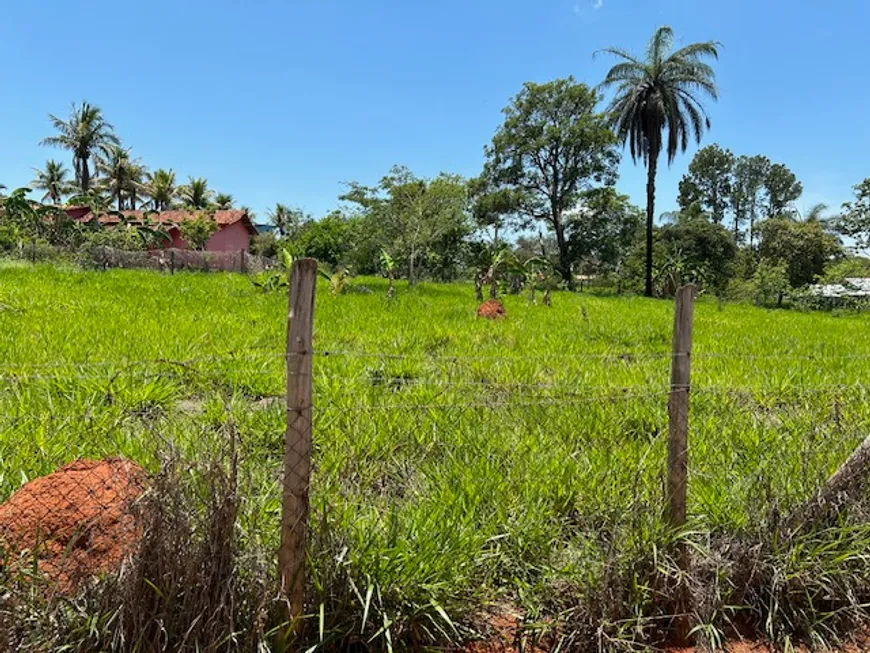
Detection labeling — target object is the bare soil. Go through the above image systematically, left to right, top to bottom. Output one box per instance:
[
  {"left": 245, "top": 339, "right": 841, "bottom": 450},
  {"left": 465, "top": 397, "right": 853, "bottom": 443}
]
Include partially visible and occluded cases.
[{"left": 477, "top": 299, "right": 507, "bottom": 319}]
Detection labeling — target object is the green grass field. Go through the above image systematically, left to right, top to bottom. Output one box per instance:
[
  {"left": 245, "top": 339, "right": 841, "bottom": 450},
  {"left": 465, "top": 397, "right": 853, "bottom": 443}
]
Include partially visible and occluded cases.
[{"left": 1, "top": 262, "right": 869, "bottom": 650}]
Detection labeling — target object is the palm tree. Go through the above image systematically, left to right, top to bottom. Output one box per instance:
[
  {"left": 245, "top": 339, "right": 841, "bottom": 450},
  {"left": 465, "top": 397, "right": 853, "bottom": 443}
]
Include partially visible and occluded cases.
[
  {"left": 599, "top": 26, "right": 720, "bottom": 297},
  {"left": 41, "top": 102, "right": 120, "bottom": 193},
  {"left": 96, "top": 146, "right": 146, "bottom": 211},
  {"left": 126, "top": 159, "right": 148, "bottom": 209},
  {"left": 31, "top": 160, "right": 73, "bottom": 204},
  {"left": 145, "top": 169, "right": 177, "bottom": 210},
  {"left": 179, "top": 177, "right": 213, "bottom": 209},
  {"left": 214, "top": 192, "right": 234, "bottom": 209},
  {"left": 267, "top": 203, "right": 301, "bottom": 237},
  {"left": 801, "top": 203, "right": 828, "bottom": 222}
]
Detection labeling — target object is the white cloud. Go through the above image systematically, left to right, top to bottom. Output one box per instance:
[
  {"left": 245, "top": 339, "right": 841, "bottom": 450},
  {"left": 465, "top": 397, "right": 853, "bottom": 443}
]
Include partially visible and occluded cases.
[{"left": 592, "top": 0, "right": 604, "bottom": 8}]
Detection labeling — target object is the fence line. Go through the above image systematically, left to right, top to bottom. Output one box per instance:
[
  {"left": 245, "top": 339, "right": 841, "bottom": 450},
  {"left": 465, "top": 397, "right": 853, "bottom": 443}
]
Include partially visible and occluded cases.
[
  {"left": 90, "top": 246, "right": 276, "bottom": 274},
  {"left": 4, "top": 265, "right": 870, "bottom": 648}
]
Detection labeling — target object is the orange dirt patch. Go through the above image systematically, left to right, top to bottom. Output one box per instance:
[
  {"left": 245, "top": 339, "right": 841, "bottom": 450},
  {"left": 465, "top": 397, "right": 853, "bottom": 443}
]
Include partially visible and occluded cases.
[
  {"left": 477, "top": 299, "right": 507, "bottom": 320},
  {"left": 0, "top": 458, "right": 147, "bottom": 591},
  {"left": 463, "top": 608, "right": 548, "bottom": 653},
  {"left": 667, "top": 640, "right": 868, "bottom": 652}
]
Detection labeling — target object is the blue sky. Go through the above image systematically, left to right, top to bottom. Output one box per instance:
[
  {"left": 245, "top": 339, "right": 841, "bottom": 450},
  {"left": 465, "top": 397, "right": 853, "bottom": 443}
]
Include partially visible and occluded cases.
[{"left": 1, "top": 0, "right": 867, "bottom": 225}]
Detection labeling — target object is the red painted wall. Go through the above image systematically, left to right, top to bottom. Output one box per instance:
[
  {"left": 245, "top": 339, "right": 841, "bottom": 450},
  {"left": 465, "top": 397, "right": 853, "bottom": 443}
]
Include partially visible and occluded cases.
[{"left": 206, "top": 221, "right": 251, "bottom": 252}]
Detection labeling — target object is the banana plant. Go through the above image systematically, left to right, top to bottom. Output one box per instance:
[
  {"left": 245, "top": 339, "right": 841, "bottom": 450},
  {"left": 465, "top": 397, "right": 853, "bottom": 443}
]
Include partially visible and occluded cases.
[
  {"left": 474, "top": 244, "right": 513, "bottom": 301},
  {"left": 251, "top": 248, "right": 294, "bottom": 292},
  {"left": 281, "top": 248, "right": 294, "bottom": 278},
  {"left": 380, "top": 249, "right": 397, "bottom": 298},
  {"left": 507, "top": 255, "right": 555, "bottom": 304},
  {"left": 319, "top": 267, "right": 352, "bottom": 296}
]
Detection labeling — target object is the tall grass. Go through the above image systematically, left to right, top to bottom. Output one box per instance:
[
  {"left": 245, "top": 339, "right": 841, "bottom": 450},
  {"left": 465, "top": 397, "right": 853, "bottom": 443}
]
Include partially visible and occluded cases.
[{"left": 0, "top": 263, "right": 869, "bottom": 650}]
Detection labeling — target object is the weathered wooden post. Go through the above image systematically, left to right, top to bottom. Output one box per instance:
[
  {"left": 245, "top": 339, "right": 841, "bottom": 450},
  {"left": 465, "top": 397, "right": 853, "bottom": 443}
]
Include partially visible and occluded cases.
[
  {"left": 279, "top": 257, "right": 317, "bottom": 639},
  {"left": 667, "top": 283, "right": 695, "bottom": 643}
]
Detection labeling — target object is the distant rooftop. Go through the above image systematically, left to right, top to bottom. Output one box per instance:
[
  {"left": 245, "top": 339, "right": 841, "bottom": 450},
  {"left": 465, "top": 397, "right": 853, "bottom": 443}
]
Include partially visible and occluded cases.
[{"left": 809, "top": 278, "right": 870, "bottom": 298}]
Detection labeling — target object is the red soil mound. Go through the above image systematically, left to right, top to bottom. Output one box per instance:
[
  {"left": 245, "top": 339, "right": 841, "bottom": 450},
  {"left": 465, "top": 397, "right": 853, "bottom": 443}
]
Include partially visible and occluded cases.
[
  {"left": 477, "top": 299, "right": 506, "bottom": 319},
  {"left": 0, "top": 457, "right": 147, "bottom": 591}
]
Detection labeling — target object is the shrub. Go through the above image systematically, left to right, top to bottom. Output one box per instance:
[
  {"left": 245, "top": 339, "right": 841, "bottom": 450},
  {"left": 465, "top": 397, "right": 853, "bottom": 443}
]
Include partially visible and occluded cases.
[
  {"left": 179, "top": 213, "right": 219, "bottom": 250},
  {"left": 752, "top": 261, "right": 790, "bottom": 307}
]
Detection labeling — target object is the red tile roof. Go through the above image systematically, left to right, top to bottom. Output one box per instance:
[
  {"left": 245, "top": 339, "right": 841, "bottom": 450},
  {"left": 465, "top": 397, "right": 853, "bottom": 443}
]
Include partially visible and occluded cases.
[{"left": 72, "top": 209, "right": 256, "bottom": 234}]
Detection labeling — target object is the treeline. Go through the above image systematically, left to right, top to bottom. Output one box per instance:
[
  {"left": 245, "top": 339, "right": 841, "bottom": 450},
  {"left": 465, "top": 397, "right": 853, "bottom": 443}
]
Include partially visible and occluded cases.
[
  {"left": 5, "top": 24, "right": 870, "bottom": 305},
  {"left": 254, "top": 139, "right": 870, "bottom": 305}
]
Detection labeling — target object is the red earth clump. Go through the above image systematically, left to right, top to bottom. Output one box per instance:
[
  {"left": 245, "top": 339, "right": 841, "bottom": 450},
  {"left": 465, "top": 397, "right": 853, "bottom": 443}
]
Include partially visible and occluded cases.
[
  {"left": 477, "top": 299, "right": 506, "bottom": 320},
  {"left": 0, "top": 457, "right": 147, "bottom": 592},
  {"left": 463, "top": 608, "right": 550, "bottom": 653}
]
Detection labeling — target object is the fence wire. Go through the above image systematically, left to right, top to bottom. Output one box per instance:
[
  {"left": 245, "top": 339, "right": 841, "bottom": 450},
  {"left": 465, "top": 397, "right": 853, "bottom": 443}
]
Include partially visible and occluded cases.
[{"left": 0, "top": 345, "right": 868, "bottom": 627}]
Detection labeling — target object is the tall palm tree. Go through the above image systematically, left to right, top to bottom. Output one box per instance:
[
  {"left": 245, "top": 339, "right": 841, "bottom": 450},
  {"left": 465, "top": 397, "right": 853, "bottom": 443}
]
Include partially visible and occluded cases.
[
  {"left": 599, "top": 26, "right": 720, "bottom": 297},
  {"left": 41, "top": 102, "right": 120, "bottom": 193},
  {"left": 96, "top": 146, "right": 145, "bottom": 211},
  {"left": 126, "top": 159, "right": 148, "bottom": 210},
  {"left": 31, "top": 160, "right": 73, "bottom": 204},
  {"left": 145, "top": 169, "right": 177, "bottom": 210},
  {"left": 179, "top": 177, "right": 213, "bottom": 209},
  {"left": 214, "top": 192, "right": 234, "bottom": 209},
  {"left": 801, "top": 202, "right": 828, "bottom": 222},
  {"left": 267, "top": 203, "right": 301, "bottom": 237}
]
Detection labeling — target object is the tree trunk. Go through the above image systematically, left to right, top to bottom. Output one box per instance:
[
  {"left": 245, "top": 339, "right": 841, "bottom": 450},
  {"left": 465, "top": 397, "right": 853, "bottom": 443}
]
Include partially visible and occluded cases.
[
  {"left": 645, "top": 152, "right": 658, "bottom": 298},
  {"left": 81, "top": 159, "right": 90, "bottom": 193},
  {"left": 749, "top": 204, "right": 757, "bottom": 248},
  {"left": 553, "top": 218, "right": 574, "bottom": 290},
  {"left": 408, "top": 249, "right": 416, "bottom": 286},
  {"left": 474, "top": 274, "right": 484, "bottom": 302},
  {"left": 785, "top": 435, "right": 870, "bottom": 533}
]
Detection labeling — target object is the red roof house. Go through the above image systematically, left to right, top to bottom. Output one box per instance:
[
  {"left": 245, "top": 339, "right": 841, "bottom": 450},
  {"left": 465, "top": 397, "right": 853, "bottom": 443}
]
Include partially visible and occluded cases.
[{"left": 67, "top": 208, "right": 257, "bottom": 252}]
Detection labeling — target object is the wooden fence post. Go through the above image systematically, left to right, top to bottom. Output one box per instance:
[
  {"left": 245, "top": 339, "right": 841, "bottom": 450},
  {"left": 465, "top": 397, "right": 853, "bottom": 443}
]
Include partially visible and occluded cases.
[
  {"left": 279, "top": 257, "right": 318, "bottom": 639},
  {"left": 667, "top": 283, "right": 695, "bottom": 643}
]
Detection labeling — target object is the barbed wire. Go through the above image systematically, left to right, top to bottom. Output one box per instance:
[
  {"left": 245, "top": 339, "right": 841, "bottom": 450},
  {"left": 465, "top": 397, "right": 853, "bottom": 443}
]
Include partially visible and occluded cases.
[{"left": 7, "top": 346, "right": 870, "bottom": 372}]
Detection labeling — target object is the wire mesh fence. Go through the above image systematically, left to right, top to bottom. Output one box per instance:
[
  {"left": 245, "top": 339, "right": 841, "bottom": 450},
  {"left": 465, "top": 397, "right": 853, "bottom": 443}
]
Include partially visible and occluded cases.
[
  {"left": 89, "top": 246, "right": 276, "bottom": 273},
  {"left": 1, "top": 272, "right": 870, "bottom": 648}
]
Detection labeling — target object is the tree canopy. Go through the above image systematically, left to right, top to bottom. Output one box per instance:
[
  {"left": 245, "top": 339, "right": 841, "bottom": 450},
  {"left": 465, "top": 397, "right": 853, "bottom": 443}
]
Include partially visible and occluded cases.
[{"left": 481, "top": 77, "right": 619, "bottom": 286}]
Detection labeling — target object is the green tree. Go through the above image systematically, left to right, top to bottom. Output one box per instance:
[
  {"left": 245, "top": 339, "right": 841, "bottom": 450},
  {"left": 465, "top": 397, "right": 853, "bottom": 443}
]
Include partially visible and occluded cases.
[
  {"left": 599, "top": 26, "right": 721, "bottom": 297},
  {"left": 481, "top": 77, "right": 618, "bottom": 287},
  {"left": 41, "top": 101, "right": 120, "bottom": 192},
  {"left": 677, "top": 144, "right": 734, "bottom": 226},
  {"left": 96, "top": 146, "right": 145, "bottom": 211},
  {"left": 730, "top": 154, "right": 770, "bottom": 247},
  {"left": 31, "top": 160, "right": 74, "bottom": 204},
  {"left": 763, "top": 163, "right": 802, "bottom": 218},
  {"left": 342, "top": 166, "right": 470, "bottom": 284},
  {"left": 145, "top": 169, "right": 177, "bottom": 210},
  {"left": 468, "top": 176, "right": 523, "bottom": 246},
  {"left": 179, "top": 177, "right": 213, "bottom": 210},
  {"left": 836, "top": 179, "right": 870, "bottom": 251},
  {"left": 565, "top": 187, "right": 642, "bottom": 275},
  {"left": 214, "top": 193, "right": 234, "bottom": 209},
  {"left": 267, "top": 203, "right": 305, "bottom": 237},
  {"left": 291, "top": 211, "right": 353, "bottom": 268},
  {"left": 179, "top": 213, "right": 219, "bottom": 250},
  {"left": 622, "top": 215, "right": 736, "bottom": 295},
  {"left": 659, "top": 216, "right": 736, "bottom": 292},
  {"left": 758, "top": 216, "right": 841, "bottom": 287},
  {"left": 752, "top": 261, "right": 791, "bottom": 307}
]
